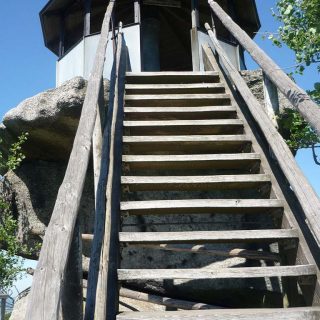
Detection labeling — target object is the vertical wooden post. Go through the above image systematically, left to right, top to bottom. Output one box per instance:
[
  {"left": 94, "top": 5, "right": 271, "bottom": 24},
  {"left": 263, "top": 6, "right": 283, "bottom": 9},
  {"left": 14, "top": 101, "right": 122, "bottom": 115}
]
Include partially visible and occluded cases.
[
  {"left": 84, "top": 0, "right": 92, "bottom": 36},
  {"left": 134, "top": 0, "right": 141, "bottom": 24},
  {"left": 191, "top": 0, "right": 200, "bottom": 71},
  {"left": 59, "top": 14, "right": 65, "bottom": 57},
  {"left": 263, "top": 73, "right": 280, "bottom": 127},
  {"left": 61, "top": 221, "right": 83, "bottom": 320},
  {"left": 1, "top": 298, "right": 6, "bottom": 320}
]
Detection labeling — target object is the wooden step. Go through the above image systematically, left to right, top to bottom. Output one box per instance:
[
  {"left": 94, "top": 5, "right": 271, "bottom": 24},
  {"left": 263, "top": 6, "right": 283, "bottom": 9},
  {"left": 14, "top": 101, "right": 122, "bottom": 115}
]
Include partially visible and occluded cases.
[
  {"left": 125, "top": 71, "right": 220, "bottom": 84},
  {"left": 125, "top": 83, "right": 225, "bottom": 94},
  {"left": 125, "top": 94, "right": 231, "bottom": 107},
  {"left": 124, "top": 106, "right": 237, "bottom": 120},
  {"left": 123, "top": 120, "right": 244, "bottom": 135},
  {"left": 123, "top": 135, "right": 252, "bottom": 154},
  {"left": 122, "top": 154, "right": 261, "bottom": 172},
  {"left": 121, "top": 174, "right": 271, "bottom": 192},
  {"left": 120, "top": 199, "right": 284, "bottom": 215},
  {"left": 119, "top": 229, "right": 298, "bottom": 244},
  {"left": 118, "top": 265, "right": 317, "bottom": 281},
  {"left": 117, "top": 307, "right": 320, "bottom": 320}
]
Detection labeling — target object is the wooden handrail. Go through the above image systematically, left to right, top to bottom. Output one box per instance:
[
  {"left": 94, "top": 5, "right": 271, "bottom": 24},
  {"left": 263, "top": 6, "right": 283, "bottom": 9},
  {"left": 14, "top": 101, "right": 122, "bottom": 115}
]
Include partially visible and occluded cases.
[
  {"left": 208, "top": 0, "right": 320, "bottom": 137},
  {"left": 24, "top": 1, "right": 116, "bottom": 319},
  {"left": 85, "top": 22, "right": 127, "bottom": 320},
  {"left": 204, "top": 22, "right": 320, "bottom": 247}
]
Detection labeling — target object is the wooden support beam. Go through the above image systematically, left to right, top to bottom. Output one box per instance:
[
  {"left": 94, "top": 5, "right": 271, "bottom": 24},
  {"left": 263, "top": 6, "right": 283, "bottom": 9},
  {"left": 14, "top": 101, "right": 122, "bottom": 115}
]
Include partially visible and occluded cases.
[
  {"left": 83, "top": 0, "right": 92, "bottom": 36},
  {"left": 134, "top": 0, "right": 141, "bottom": 24},
  {"left": 191, "top": 0, "right": 200, "bottom": 71},
  {"left": 191, "top": 0, "right": 199, "bottom": 28},
  {"left": 208, "top": 0, "right": 320, "bottom": 137},
  {"left": 24, "top": 2, "right": 116, "bottom": 319},
  {"left": 59, "top": 14, "right": 65, "bottom": 57},
  {"left": 204, "top": 24, "right": 320, "bottom": 248},
  {"left": 126, "top": 244, "right": 280, "bottom": 262},
  {"left": 120, "top": 288, "right": 222, "bottom": 310}
]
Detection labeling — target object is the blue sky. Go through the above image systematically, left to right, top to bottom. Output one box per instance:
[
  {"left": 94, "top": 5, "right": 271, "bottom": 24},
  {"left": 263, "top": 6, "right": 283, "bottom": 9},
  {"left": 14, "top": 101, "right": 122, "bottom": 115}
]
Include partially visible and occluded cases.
[{"left": 0, "top": 0, "right": 319, "bottom": 294}]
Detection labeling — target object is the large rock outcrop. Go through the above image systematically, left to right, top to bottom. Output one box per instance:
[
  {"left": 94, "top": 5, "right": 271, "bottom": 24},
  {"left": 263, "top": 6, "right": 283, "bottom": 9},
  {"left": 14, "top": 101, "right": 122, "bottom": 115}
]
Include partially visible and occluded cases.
[
  {"left": 0, "top": 77, "right": 109, "bottom": 259},
  {"left": 0, "top": 77, "right": 109, "bottom": 161}
]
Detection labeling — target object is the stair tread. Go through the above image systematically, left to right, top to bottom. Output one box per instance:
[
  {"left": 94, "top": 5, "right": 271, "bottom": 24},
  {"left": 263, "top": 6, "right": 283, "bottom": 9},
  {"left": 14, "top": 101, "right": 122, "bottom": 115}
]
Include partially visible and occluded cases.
[
  {"left": 126, "top": 71, "right": 219, "bottom": 77},
  {"left": 125, "top": 72, "right": 220, "bottom": 84},
  {"left": 125, "top": 83, "right": 225, "bottom": 94},
  {"left": 125, "top": 94, "right": 230, "bottom": 100},
  {"left": 125, "top": 94, "right": 231, "bottom": 107},
  {"left": 124, "top": 106, "right": 236, "bottom": 112},
  {"left": 124, "top": 119, "right": 243, "bottom": 126},
  {"left": 124, "top": 119, "right": 243, "bottom": 135},
  {"left": 123, "top": 135, "right": 251, "bottom": 143},
  {"left": 123, "top": 135, "right": 252, "bottom": 155},
  {"left": 123, "top": 153, "right": 260, "bottom": 162},
  {"left": 123, "top": 153, "right": 260, "bottom": 170},
  {"left": 122, "top": 174, "right": 271, "bottom": 184},
  {"left": 122, "top": 174, "right": 271, "bottom": 192},
  {"left": 120, "top": 199, "right": 284, "bottom": 214},
  {"left": 119, "top": 229, "right": 298, "bottom": 244},
  {"left": 118, "top": 265, "right": 317, "bottom": 281},
  {"left": 117, "top": 307, "right": 320, "bottom": 320}
]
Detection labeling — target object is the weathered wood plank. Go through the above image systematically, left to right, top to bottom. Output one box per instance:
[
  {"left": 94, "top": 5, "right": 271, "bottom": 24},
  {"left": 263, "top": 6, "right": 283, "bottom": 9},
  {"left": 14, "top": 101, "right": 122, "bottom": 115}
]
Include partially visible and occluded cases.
[
  {"left": 208, "top": 0, "right": 320, "bottom": 136},
  {"left": 25, "top": 2, "right": 115, "bottom": 320},
  {"left": 204, "top": 23, "right": 320, "bottom": 246},
  {"left": 125, "top": 71, "right": 220, "bottom": 84},
  {"left": 125, "top": 83, "right": 225, "bottom": 95},
  {"left": 125, "top": 94, "right": 231, "bottom": 107},
  {"left": 124, "top": 105, "right": 237, "bottom": 120},
  {"left": 124, "top": 119, "right": 243, "bottom": 135},
  {"left": 123, "top": 134, "right": 252, "bottom": 154},
  {"left": 123, "top": 153, "right": 260, "bottom": 171},
  {"left": 121, "top": 174, "right": 271, "bottom": 191},
  {"left": 120, "top": 199, "right": 284, "bottom": 215},
  {"left": 119, "top": 229, "right": 298, "bottom": 244},
  {"left": 126, "top": 244, "right": 281, "bottom": 262},
  {"left": 118, "top": 265, "right": 317, "bottom": 281},
  {"left": 120, "top": 287, "right": 221, "bottom": 310},
  {"left": 117, "top": 307, "right": 320, "bottom": 320}
]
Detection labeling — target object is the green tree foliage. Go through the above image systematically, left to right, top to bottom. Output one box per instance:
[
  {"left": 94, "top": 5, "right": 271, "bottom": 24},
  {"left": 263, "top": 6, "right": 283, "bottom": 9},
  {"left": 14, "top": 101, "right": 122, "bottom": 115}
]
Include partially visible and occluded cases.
[
  {"left": 268, "top": 0, "right": 320, "bottom": 152},
  {"left": 0, "top": 133, "right": 29, "bottom": 290}
]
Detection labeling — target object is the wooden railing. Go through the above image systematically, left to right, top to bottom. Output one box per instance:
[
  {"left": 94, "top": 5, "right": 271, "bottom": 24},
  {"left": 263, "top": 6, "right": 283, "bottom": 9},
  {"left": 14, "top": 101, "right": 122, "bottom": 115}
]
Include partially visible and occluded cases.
[
  {"left": 206, "top": 0, "right": 320, "bottom": 248},
  {"left": 23, "top": 1, "right": 129, "bottom": 319},
  {"left": 85, "top": 22, "right": 127, "bottom": 320}
]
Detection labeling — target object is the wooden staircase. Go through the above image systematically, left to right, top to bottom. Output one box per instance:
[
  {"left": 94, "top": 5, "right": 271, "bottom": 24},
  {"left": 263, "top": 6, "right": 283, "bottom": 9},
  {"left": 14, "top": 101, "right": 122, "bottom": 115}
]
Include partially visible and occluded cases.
[{"left": 116, "top": 71, "right": 320, "bottom": 319}]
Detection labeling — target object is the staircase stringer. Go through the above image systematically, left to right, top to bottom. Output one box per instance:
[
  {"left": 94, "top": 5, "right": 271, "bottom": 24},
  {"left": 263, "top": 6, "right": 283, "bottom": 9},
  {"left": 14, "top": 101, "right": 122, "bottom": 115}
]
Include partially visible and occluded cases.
[{"left": 204, "top": 46, "right": 320, "bottom": 306}]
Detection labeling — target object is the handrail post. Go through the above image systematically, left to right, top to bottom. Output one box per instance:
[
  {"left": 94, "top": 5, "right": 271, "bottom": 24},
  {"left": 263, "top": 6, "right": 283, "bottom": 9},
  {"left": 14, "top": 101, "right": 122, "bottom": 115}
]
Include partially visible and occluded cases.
[{"left": 208, "top": 0, "right": 320, "bottom": 137}]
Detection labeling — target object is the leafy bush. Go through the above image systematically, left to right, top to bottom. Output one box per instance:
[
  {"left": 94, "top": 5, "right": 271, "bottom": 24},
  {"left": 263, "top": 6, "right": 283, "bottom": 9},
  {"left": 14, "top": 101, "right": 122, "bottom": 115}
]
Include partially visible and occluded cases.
[{"left": 0, "top": 133, "right": 29, "bottom": 290}]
